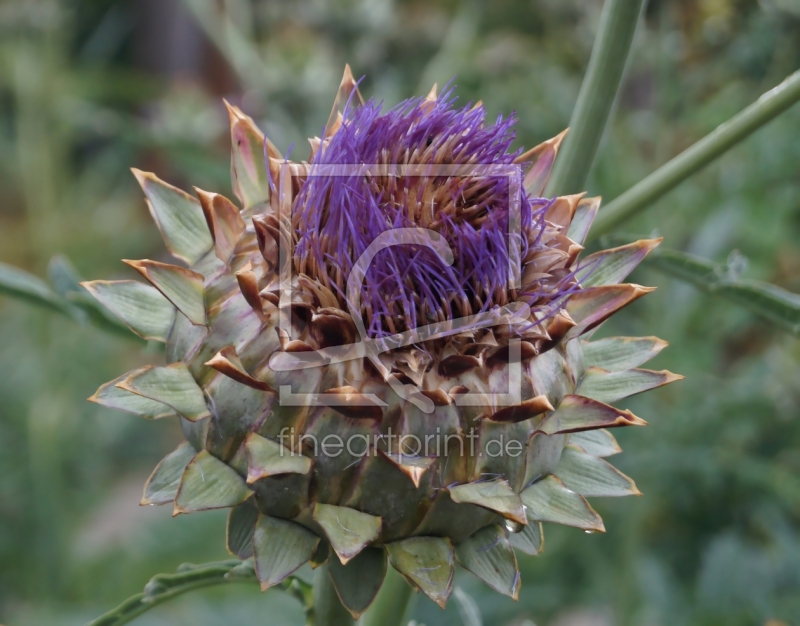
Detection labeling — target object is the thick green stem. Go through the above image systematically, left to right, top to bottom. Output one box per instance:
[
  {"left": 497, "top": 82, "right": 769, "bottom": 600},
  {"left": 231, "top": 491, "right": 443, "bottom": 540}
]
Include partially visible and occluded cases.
[
  {"left": 544, "top": 0, "right": 646, "bottom": 197},
  {"left": 591, "top": 68, "right": 800, "bottom": 238},
  {"left": 312, "top": 564, "right": 354, "bottom": 626},
  {"left": 360, "top": 566, "right": 414, "bottom": 626}
]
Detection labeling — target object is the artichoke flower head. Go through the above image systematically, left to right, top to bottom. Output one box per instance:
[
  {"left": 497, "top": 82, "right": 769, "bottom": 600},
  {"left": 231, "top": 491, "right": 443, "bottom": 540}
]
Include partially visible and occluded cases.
[{"left": 85, "top": 66, "right": 681, "bottom": 616}]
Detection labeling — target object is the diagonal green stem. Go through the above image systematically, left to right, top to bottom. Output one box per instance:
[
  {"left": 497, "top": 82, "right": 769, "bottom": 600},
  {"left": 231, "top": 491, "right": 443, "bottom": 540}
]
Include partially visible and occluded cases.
[
  {"left": 544, "top": 0, "right": 646, "bottom": 196},
  {"left": 590, "top": 69, "right": 800, "bottom": 238},
  {"left": 86, "top": 560, "right": 312, "bottom": 626},
  {"left": 360, "top": 566, "right": 414, "bottom": 626}
]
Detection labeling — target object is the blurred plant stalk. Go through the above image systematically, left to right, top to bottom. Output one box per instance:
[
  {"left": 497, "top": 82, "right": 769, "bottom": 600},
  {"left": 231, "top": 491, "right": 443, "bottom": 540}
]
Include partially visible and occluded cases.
[
  {"left": 9, "top": 4, "right": 71, "bottom": 600},
  {"left": 12, "top": 26, "right": 65, "bottom": 261}
]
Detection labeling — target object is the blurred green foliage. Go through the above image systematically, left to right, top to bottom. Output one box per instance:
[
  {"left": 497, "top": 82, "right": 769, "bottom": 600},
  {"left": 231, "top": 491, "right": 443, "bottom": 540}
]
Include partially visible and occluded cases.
[{"left": 1, "top": 0, "right": 799, "bottom": 624}]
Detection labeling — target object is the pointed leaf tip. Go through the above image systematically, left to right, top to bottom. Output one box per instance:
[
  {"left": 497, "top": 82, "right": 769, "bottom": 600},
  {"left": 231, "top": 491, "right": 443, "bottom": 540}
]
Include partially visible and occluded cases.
[
  {"left": 325, "top": 64, "right": 365, "bottom": 138},
  {"left": 226, "top": 103, "right": 279, "bottom": 210},
  {"left": 517, "top": 128, "right": 569, "bottom": 197},
  {"left": 131, "top": 169, "right": 213, "bottom": 265},
  {"left": 195, "top": 188, "right": 246, "bottom": 263},
  {"left": 567, "top": 195, "right": 601, "bottom": 245},
  {"left": 577, "top": 238, "right": 662, "bottom": 288},
  {"left": 123, "top": 259, "right": 206, "bottom": 325},
  {"left": 81, "top": 280, "right": 175, "bottom": 342},
  {"left": 566, "top": 284, "right": 656, "bottom": 336},
  {"left": 582, "top": 335, "right": 669, "bottom": 371},
  {"left": 206, "top": 346, "right": 275, "bottom": 393},
  {"left": 118, "top": 363, "right": 210, "bottom": 422},
  {"left": 576, "top": 367, "right": 683, "bottom": 404},
  {"left": 90, "top": 369, "right": 177, "bottom": 420},
  {"left": 538, "top": 394, "right": 647, "bottom": 434},
  {"left": 487, "top": 395, "right": 554, "bottom": 423},
  {"left": 568, "top": 429, "right": 622, "bottom": 457},
  {"left": 244, "top": 432, "right": 310, "bottom": 483},
  {"left": 141, "top": 442, "right": 196, "bottom": 505},
  {"left": 556, "top": 445, "right": 640, "bottom": 497},
  {"left": 174, "top": 450, "right": 252, "bottom": 515},
  {"left": 380, "top": 451, "right": 435, "bottom": 488},
  {"left": 521, "top": 475, "right": 605, "bottom": 532},
  {"left": 449, "top": 479, "right": 527, "bottom": 525},
  {"left": 313, "top": 503, "right": 382, "bottom": 564},
  {"left": 253, "top": 514, "right": 319, "bottom": 590},
  {"left": 455, "top": 525, "right": 520, "bottom": 599},
  {"left": 386, "top": 537, "right": 455, "bottom": 608},
  {"left": 328, "top": 547, "right": 387, "bottom": 619}
]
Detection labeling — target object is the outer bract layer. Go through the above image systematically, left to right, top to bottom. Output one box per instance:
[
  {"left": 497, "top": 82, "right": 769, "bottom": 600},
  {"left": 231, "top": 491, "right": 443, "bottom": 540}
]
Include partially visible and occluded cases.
[{"left": 85, "top": 66, "right": 680, "bottom": 617}]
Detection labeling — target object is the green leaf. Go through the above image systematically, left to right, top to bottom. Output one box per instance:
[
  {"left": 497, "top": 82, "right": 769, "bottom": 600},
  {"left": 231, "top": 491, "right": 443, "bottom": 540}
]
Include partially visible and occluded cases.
[
  {"left": 226, "top": 103, "right": 274, "bottom": 210},
  {"left": 519, "top": 130, "right": 567, "bottom": 196},
  {"left": 132, "top": 169, "right": 213, "bottom": 265},
  {"left": 196, "top": 189, "right": 247, "bottom": 263},
  {"left": 566, "top": 196, "right": 601, "bottom": 245},
  {"left": 577, "top": 239, "right": 661, "bottom": 287},
  {"left": 640, "top": 246, "right": 800, "bottom": 335},
  {"left": 47, "top": 255, "right": 140, "bottom": 339},
  {"left": 124, "top": 259, "right": 206, "bottom": 325},
  {"left": 0, "top": 260, "right": 82, "bottom": 319},
  {"left": 81, "top": 280, "right": 176, "bottom": 342},
  {"left": 566, "top": 284, "right": 655, "bottom": 336},
  {"left": 581, "top": 336, "right": 668, "bottom": 371},
  {"left": 119, "top": 363, "right": 210, "bottom": 421},
  {"left": 576, "top": 366, "right": 683, "bottom": 403},
  {"left": 89, "top": 369, "right": 178, "bottom": 420},
  {"left": 538, "top": 395, "right": 646, "bottom": 434},
  {"left": 568, "top": 429, "right": 621, "bottom": 457},
  {"left": 524, "top": 432, "right": 567, "bottom": 487},
  {"left": 244, "top": 433, "right": 312, "bottom": 483},
  {"left": 141, "top": 442, "right": 196, "bottom": 505},
  {"left": 556, "top": 445, "right": 640, "bottom": 497},
  {"left": 174, "top": 450, "right": 253, "bottom": 514},
  {"left": 520, "top": 475, "right": 605, "bottom": 532},
  {"left": 449, "top": 479, "right": 526, "bottom": 525},
  {"left": 227, "top": 501, "right": 259, "bottom": 559},
  {"left": 313, "top": 503, "right": 382, "bottom": 564},
  {"left": 253, "top": 514, "right": 319, "bottom": 590},
  {"left": 507, "top": 521, "right": 544, "bottom": 556},
  {"left": 455, "top": 525, "right": 520, "bottom": 599},
  {"left": 385, "top": 536, "right": 455, "bottom": 608},
  {"left": 328, "top": 547, "right": 387, "bottom": 619}
]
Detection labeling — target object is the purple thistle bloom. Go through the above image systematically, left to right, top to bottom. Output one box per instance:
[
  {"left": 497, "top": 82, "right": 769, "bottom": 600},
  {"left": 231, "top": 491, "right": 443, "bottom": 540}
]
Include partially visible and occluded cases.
[{"left": 290, "top": 88, "right": 581, "bottom": 338}]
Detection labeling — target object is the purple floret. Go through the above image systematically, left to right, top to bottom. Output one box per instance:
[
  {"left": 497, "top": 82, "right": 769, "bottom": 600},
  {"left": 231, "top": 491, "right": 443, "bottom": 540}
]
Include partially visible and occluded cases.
[{"left": 291, "top": 88, "right": 574, "bottom": 338}]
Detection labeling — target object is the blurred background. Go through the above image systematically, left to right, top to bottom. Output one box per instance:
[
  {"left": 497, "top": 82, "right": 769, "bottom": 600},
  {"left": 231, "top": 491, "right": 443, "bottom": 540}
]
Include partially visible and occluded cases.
[{"left": 1, "top": 0, "right": 800, "bottom": 624}]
